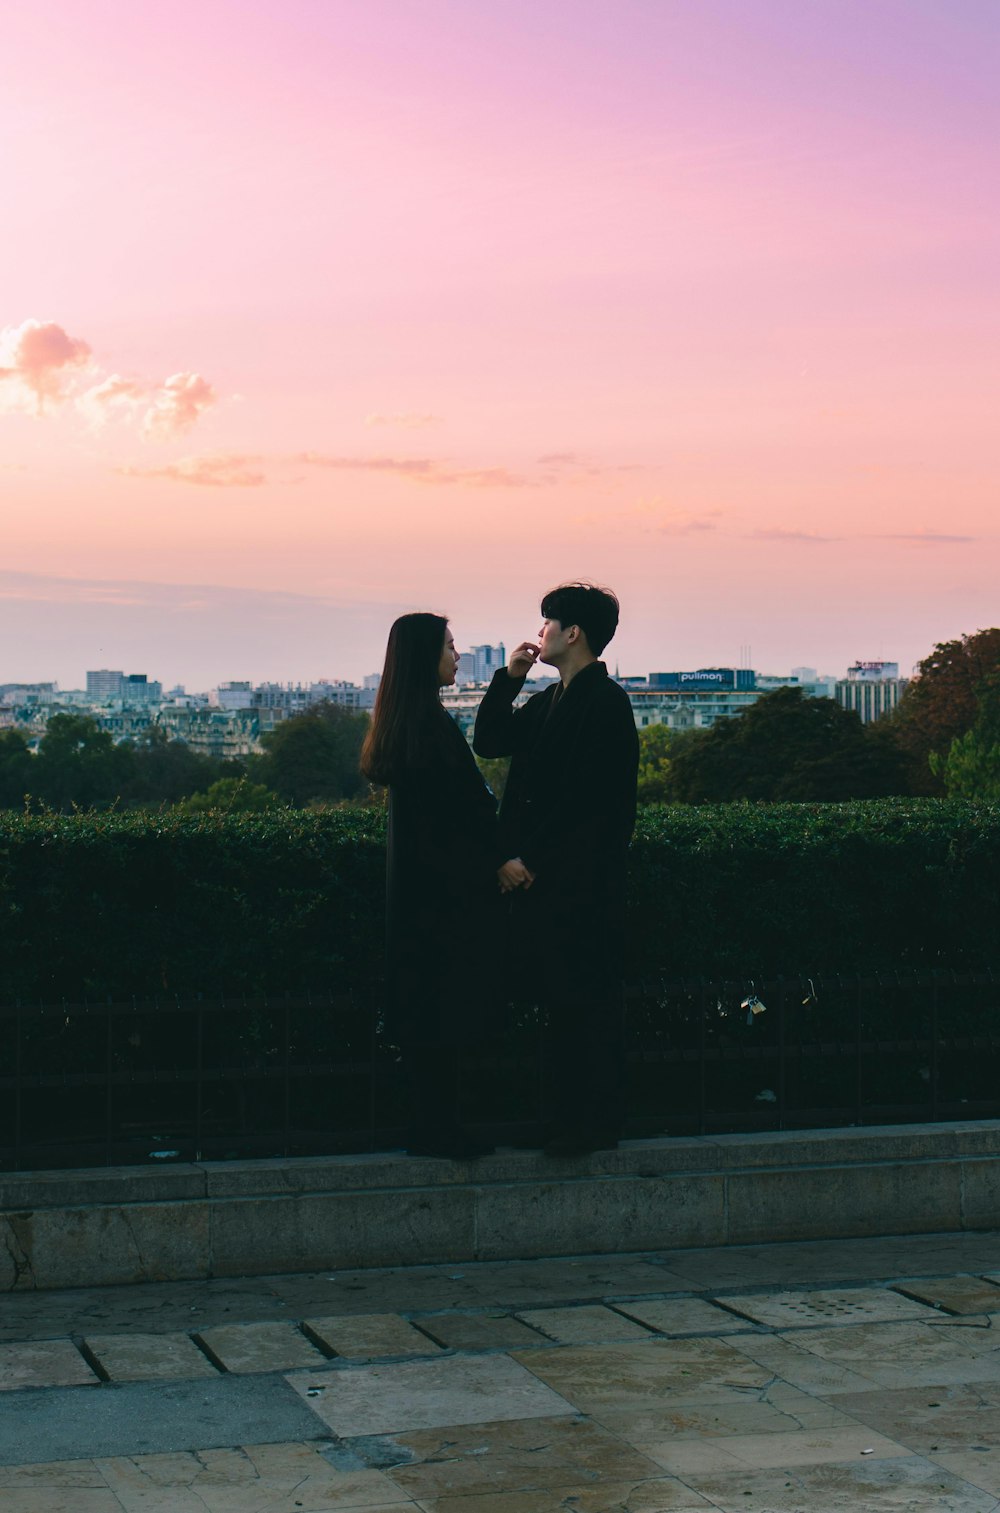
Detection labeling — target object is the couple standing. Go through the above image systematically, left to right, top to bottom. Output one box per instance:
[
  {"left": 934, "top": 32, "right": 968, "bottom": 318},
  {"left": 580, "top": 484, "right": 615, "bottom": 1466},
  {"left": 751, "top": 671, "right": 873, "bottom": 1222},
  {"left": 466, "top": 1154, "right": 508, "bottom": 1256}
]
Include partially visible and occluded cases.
[{"left": 360, "top": 583, "right": 639, "bottom": 1160}]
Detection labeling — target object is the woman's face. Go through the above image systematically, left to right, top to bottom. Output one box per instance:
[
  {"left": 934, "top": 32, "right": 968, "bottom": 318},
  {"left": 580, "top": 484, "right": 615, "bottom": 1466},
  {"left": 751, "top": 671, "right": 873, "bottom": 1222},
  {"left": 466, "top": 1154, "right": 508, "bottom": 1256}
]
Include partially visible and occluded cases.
[{"left": 438, "top": 625, "right": 460, "bottom": 686}]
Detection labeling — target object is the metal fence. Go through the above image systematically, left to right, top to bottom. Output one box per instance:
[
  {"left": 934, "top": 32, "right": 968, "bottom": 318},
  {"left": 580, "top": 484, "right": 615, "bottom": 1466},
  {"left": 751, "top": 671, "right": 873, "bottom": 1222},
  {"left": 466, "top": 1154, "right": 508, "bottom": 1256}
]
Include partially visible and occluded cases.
[{"left": 2, "top": 969, "right": 999, "bottom": 1171}]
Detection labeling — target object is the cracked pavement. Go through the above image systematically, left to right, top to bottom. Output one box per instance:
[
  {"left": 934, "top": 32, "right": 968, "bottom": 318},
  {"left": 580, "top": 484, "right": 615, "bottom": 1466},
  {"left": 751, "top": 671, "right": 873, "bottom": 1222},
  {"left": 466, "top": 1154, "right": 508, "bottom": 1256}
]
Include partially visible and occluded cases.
[{"left": 3, "top": 1231, "right": 1000, "bottom": 1509}]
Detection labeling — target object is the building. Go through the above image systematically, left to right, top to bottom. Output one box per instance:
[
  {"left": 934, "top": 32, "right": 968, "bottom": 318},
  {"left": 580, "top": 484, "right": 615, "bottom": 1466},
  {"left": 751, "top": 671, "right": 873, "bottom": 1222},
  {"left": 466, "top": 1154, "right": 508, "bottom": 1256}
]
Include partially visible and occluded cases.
[
  {"left": 456, "top": 644, "right": 506, "bottom": 686},
  {"left": 847, "top": 660, "right": 900, "bottom": 681},
  {"left": 86, "top": 669, "right": 125, "bottom": 699},
  {"left": 85, "top": 670, "right": 162, "bottom": 705},
  {"left": 121, "top": 674, "right": 163, "bottom": 705},
  {"left": 440, "top": 675, "right": 557, "bottom": 735},
  {"left": 837, "top": 675, "right": 908, "bottom": 723},
  {"left": 210, "top": 681, "right": 254, "bottom": 710},
  {"left": 158, "top": 706, "right": 260, "bottom": 758}
]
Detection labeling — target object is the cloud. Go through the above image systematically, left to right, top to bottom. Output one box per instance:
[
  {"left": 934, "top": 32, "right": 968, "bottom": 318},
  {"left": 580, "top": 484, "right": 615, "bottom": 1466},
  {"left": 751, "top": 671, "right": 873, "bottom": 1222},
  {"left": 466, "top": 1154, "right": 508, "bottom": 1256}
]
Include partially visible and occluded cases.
[
  {"left": 0, "top": 317, "right": 216, "bottom": 438},
  {"left": 0, "top": 318, "right": 92, "bottom": 411},
  {"left": 142, "top": 372, "right": 217, "bottom": 438},
  {"left": 78, "top": 373, "right": 147, "bottom": 427},
  {"left": 365, "top": 412, "right": 442, "bottom": 428},
  {"left": 538, "top": 452, "right": 644, "bottom": 477},
  {"left": 117, "top": 453, "right": 266, "bottom": 487},
  {"left": 296, "top": 453, "right": 540, "bottom": 488},
  {"left": 572, "top": 499, "right": 720, "bottom": 533},
  {"left": 656, "top": 515, "right": 717, "bottom": 535},
  {"left": 751, "top": 527, "right": 839, "bottom": 543},
  {"left": 878, "top": 530, "right": 975, "bottom": 544}
]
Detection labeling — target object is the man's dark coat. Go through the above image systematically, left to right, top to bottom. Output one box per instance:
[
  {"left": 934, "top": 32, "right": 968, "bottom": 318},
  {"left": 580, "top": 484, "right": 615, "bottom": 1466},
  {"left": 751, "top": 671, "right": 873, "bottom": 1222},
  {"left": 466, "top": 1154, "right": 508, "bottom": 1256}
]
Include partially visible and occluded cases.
[{"left": 473, "top": 660, "right": 638, "bottom": 998}]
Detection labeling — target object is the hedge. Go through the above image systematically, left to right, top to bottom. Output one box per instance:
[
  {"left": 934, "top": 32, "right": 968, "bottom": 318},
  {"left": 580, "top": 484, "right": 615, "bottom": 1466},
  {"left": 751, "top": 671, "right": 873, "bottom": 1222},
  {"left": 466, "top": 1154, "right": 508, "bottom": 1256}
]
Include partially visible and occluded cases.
[{"left": 1, "top": 799, "right": 999, "bottom": 1002}]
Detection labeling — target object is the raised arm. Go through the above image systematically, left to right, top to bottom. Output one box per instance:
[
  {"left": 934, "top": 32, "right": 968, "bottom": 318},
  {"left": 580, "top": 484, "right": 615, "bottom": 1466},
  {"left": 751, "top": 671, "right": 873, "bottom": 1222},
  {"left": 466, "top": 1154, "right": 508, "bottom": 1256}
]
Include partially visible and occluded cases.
[{"left": 472, "top": 642, "right": 538, "bottom": 756}]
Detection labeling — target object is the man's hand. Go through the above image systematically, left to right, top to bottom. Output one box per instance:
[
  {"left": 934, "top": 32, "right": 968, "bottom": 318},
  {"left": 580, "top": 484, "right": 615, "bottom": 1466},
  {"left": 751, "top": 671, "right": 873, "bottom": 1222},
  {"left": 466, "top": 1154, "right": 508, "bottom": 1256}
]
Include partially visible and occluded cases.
[
  {"left": 507, "top": 642, "right": 540, "bottom": 680},
  {"left": 498, "top": 857, "right": 536, "bottom": 894}
]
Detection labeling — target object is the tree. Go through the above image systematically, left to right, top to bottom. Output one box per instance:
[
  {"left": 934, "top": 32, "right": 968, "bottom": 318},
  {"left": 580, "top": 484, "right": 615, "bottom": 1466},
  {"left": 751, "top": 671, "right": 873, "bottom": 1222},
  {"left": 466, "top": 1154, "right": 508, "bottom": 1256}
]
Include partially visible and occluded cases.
[
  {"left": 889, "top": 628, "right": 1000, "bottom": 794},
  {"left": 929, "top": 669, "right": 1000, "bottom": 799},
  {"left": 665, "top": 687, "right": 905, "bottom": 803},
  {"left": 254, "top": 703, "right": 369, "bottom": 806},
  {"left": 33, "top": 714, "right": 136, "bottom": 811},
  {"left": 636, "top": 723, "right": 674, "bottom": 805},
  {"left": 122, "top": 725, "right": 223, "bottom": 807},
  {"left": 0, "top": 728, "right": 34, "bottom": 809},
  {"left": 475, "top": 755, "right": 510, "bottom": 803},
  {"left": 175, "top": 777, "right": 283, "bottom": 814}
]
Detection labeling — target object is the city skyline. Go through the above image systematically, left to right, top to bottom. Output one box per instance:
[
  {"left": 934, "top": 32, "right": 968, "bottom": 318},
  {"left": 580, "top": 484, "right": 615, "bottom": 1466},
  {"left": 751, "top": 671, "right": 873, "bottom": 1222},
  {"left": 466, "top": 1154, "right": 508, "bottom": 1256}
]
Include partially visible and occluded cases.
[{"left": 3, "top": 2, "right": 998, "bottom": 686}]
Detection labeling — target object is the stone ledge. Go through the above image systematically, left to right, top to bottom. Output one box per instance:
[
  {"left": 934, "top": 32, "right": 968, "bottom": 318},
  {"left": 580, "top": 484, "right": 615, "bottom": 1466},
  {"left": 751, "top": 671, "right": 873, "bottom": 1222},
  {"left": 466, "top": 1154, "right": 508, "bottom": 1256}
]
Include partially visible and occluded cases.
[{"left": 2, "top": 1120, "right": 999, "bottom": 1291}]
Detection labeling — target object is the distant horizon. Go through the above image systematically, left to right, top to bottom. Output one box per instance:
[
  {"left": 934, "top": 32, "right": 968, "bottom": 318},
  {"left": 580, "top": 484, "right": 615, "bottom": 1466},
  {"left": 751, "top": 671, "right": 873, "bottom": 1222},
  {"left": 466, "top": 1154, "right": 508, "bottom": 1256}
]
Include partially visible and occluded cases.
[{"left": 1, "top": 563, "right": 922, "bottom": 696}]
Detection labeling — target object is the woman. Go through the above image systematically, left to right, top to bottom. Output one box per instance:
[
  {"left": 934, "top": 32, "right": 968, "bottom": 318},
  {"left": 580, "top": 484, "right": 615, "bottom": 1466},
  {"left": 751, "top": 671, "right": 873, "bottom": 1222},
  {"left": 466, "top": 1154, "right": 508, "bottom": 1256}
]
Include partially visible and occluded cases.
[{"left": 361, "top": 613, "right": 500, "bottom": 1158}]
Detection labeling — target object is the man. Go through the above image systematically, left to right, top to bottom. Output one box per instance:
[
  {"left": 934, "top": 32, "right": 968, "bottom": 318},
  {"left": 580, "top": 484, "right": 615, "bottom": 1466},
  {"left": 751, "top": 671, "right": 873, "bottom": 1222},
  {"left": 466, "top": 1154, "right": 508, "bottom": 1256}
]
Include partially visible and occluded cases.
[{"left": 473, "top": 583, "right": 639, "bottom": 1155}]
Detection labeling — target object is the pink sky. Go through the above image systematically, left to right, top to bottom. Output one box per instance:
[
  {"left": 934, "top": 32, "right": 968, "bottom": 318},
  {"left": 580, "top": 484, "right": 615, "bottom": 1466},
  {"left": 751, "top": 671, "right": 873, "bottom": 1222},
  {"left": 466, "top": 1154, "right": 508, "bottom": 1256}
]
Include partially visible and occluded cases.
[{"left": 2, "top": 0, "right": 998, "bottom": 688}]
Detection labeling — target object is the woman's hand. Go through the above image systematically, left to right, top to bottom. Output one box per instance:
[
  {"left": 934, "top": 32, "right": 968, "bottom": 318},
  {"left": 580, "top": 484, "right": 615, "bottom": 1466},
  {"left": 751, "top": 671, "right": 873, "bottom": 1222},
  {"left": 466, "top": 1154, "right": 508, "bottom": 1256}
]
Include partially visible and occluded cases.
[
  {"left": 507, "top": 642, "right": 540, "bottom": 679},
  {"left": 498, "top": 857, "right": 536, "bottom": 893}
]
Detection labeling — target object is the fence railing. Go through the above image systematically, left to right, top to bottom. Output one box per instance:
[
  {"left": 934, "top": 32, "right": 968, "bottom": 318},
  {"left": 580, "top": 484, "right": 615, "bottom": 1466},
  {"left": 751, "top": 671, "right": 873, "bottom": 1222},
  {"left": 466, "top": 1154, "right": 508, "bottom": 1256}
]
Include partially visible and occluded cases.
[{"left": 2, "top": 969, "right": 999, "bottom": 1172}]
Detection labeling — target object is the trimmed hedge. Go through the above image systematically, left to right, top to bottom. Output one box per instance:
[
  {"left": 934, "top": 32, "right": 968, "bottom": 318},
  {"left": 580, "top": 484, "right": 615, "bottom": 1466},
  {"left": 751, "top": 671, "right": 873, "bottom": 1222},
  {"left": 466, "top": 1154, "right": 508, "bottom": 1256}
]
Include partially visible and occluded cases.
[{"left": 1, "top": 800, "right": 999, "bottom": 1001}]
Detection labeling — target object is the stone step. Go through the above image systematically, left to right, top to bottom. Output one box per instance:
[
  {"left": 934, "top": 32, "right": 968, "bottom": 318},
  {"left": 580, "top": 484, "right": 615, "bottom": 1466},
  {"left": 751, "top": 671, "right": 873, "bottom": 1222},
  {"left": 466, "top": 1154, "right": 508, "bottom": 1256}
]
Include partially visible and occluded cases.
[{"left": 2, "top": 1120, "right": 999, "bottom": 1291}]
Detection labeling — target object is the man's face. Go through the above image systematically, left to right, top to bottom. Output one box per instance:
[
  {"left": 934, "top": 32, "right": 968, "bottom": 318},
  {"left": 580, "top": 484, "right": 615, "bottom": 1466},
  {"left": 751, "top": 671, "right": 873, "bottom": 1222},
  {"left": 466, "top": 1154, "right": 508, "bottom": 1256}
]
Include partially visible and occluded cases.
[{"left": 537, "top": 617, "right": 574, "bottom": 666}]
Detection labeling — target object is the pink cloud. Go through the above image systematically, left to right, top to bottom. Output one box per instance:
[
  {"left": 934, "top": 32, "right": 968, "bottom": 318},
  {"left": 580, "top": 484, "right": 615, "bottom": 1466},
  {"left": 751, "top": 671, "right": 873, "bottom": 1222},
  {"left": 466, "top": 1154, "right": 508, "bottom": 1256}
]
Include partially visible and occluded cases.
[
  {"left": 0, "top": 318, "right": 92, "bottom": 411},
  {"left": 0, "top": 318, "right": 218, "bottom": 440},
  {"left": 142, "top": 372, "right": 217, "bottom": 439},
  {"left": 78, "top": 373, "right": 147, "bottom": 426},
  {"left": 364, "top": 412, "right": 442, "bottom": 428},
  {"left": 296, "top": 452, "right": 540, "bottom": 487},
  {"left": 118, "top": 453, "right": 265, "bottom": 487},
  {"left": 751, "top": 527, "right": 839, "bottom": 543},
  {"left": 878, "top": 530, "right": 975, "bottom": 544}
]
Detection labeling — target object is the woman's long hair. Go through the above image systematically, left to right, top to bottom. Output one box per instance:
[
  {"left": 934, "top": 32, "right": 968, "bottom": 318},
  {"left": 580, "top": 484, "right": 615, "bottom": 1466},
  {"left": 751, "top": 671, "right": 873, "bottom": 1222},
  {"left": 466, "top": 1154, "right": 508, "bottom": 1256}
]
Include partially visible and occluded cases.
[{"left": 360, "top": 612, "right": 452, "bottom": 785}]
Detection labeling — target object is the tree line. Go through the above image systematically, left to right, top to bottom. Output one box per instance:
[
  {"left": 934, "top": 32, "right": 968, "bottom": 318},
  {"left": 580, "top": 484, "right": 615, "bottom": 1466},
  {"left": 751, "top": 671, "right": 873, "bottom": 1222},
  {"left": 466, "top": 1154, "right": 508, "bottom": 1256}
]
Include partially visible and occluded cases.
[
  {"left": 2, "top": 627, "right": 999, "bottom": 811},
  {"left": 636, "top": 627, "right": 1000, "bottom": 803},
  {"left": 0, "top": 703, "right": 370, "bottom": 813}
]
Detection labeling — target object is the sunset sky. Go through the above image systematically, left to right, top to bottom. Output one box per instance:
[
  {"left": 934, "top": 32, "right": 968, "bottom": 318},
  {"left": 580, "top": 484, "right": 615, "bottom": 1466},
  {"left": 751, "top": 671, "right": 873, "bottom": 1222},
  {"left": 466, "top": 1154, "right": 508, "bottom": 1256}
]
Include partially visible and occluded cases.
[{"left": 2, "top": 0, "right": 998, "bottom": 689}]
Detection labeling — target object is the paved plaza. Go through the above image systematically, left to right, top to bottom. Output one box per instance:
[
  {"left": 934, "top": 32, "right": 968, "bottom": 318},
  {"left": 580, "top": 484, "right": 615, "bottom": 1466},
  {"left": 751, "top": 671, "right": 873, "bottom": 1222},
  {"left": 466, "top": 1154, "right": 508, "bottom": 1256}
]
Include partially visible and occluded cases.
[{"left": 3, "top": 1229, "right": 1000, "bottom": 1510}]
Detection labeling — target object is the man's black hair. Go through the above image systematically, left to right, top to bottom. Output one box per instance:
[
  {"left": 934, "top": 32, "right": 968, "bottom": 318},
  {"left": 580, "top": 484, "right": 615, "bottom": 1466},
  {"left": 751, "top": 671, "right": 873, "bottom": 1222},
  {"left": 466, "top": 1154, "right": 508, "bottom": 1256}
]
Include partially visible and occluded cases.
[{"left": 540, "top": 582, "right": 620, "bottom": 657}]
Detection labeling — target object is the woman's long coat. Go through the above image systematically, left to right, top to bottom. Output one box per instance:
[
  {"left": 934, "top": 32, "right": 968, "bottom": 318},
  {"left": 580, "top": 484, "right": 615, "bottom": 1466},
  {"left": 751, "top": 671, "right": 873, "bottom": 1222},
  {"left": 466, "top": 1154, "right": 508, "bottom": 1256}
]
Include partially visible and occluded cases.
[{"left": 385, "top": 713, "right": 499, "bottom": 1045}]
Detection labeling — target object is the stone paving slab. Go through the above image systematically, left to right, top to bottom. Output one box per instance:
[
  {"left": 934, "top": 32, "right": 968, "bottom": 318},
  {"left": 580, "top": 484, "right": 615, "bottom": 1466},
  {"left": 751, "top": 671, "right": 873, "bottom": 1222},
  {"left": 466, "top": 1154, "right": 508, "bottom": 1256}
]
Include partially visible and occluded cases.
[
  {"left": 662, "top": 1233, "right": 1000, "bottom": 1291},
  {"left": 0, "top": 1275, "right": 291, "bottom": 1344},
  {"left": 896, "top": 1276, "right": 1000, "bottom": 1314},
  {"left": 717, "top": 1285, "right": 939, "bottom": 1329},
  {"left": 614, "top": 1296, "right": 750, "bottom": 1335},
  {"left": 515, "top": 1303, "right": 654, "bottom": 1344},
  {"left": 411, "top": 1311, "right": 544, "bottom": 1351},
  {"left": 304, "top": 1312, "right": 440, "bottom": 1361},
  {"left": 768, "top": 1320, "right": 1000, "bottom": 1390},
  {"left": 194, "top": 1321, "right": 327, "bottom": 1374},
  {"left": 718, "top": 1331, "right": 878, "bottom": 1393},
  {"left": 82, "top": 1332, "right": 219, "bottom": 1383},
  {"left": 513, "top": 1338, "right": 774, "bottom": 1413},
  {"left": 0, "top": 1340, "right": 97, "bottom": 1391},
  {"left": 286, "top": 1354, "right": 577, "bottom": 1437},
  {"left": 0, "top": 1377, "right": 328, "bottom": 1467},
  {"left": 830, "top": 1381, "right": 1000, "bottom": 1454},
  {"left": 595, "top": 1389, "right": 860, "bottom": 1469},
  {"left": 382, "top": 1414, "right": 664, "bottom": 1500},
  {"left": 0, "top": 1441, "right": 413, "bottom": 1512},
  {"left": 94, "top": 1441, "right": 412, "bottom": 1511},
  {"left": 931, "top": 1449, "right": 1000, "bottom": 1499},
  {"left": 681, "top": 1454, "right": 999, "bottom": 1511},
  {"left": 413, "top": 1476, "right": 712, "bottom": 1511}
]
